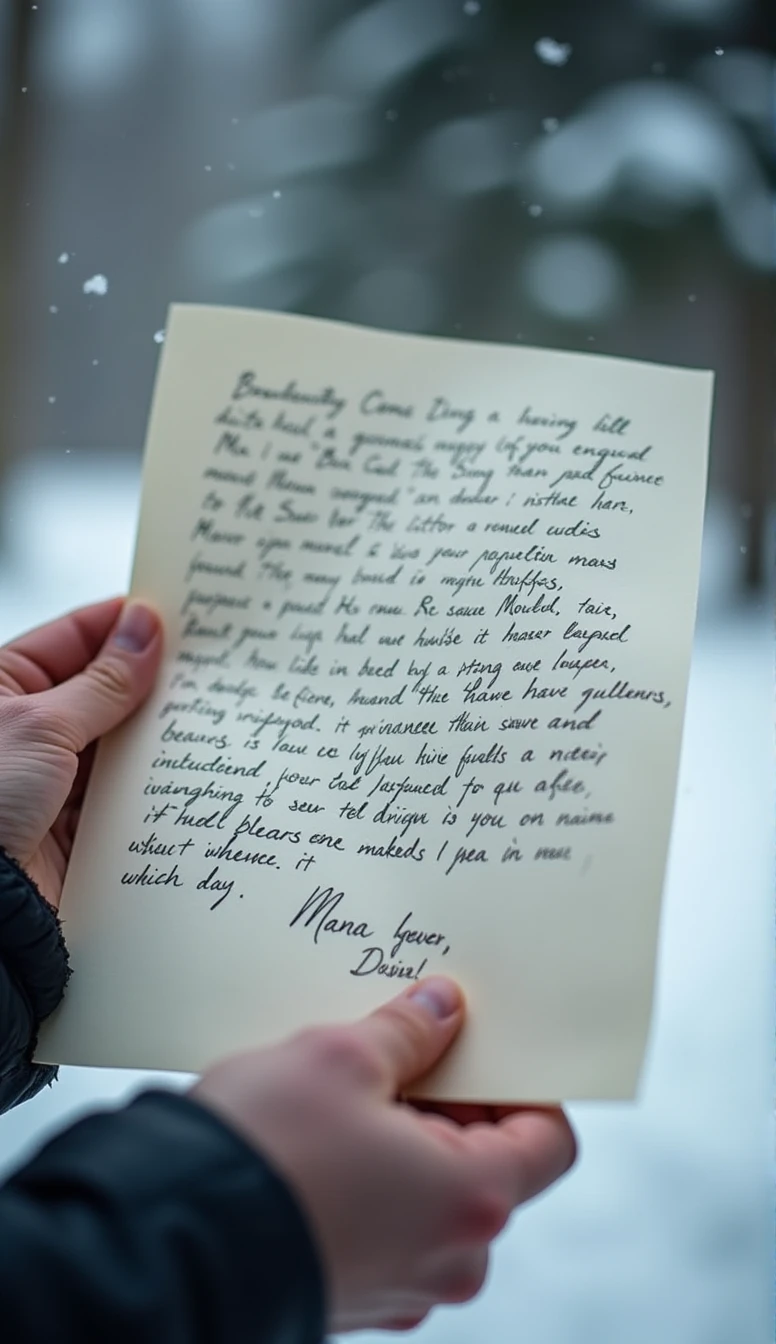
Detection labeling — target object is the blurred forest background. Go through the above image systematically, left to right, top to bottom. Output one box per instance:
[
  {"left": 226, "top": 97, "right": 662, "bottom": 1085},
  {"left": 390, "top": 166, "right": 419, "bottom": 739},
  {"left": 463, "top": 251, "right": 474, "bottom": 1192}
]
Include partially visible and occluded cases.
[{"left": 0, "top": 0, "right": 772, "bottom": 583}]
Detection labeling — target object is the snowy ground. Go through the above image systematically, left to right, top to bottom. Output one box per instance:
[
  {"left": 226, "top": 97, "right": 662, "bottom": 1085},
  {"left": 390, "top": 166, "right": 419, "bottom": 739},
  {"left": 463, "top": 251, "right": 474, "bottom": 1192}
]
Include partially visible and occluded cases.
[{"left": 0, "top": 451, "right": 772, "bottom": 1344}]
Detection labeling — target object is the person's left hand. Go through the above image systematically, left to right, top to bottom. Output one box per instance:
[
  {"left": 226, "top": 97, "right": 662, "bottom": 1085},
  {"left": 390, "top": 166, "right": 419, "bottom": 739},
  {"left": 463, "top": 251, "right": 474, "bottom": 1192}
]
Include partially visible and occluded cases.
[{"left": 0, "top": 598, "right": 163, "bottom": 907}]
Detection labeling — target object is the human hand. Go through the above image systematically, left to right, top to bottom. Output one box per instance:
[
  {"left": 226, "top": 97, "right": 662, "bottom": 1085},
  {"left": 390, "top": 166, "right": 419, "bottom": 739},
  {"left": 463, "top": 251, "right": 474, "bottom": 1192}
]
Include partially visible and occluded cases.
[
  {"left": 0, "top": 598, "right": 163, "bottom": 906},
  {"left": 193, "top": 977, "right": 576, "bottom": 1334}
]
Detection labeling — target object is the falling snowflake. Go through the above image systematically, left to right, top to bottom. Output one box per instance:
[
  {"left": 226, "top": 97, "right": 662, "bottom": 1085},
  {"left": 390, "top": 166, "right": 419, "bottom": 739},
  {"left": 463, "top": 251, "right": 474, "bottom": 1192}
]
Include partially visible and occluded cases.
[
  {"left": 463, "top": 1, "right": 481, "bottom": 14},
  {"left": 534, "top": 37, "right": 572, "bottom": 66},
  {"left": 714, "top": 47, "right": 724, "bottom": 55},
  {"left": 542, "top": 117, "right": 560, "bottom": 133},
  {"left": 272, "top": 189, "right": 282, "bottom": 198},
  {"left": 528, "top": 203, "right": 544, "bottom": 217},
  {"left": 58, "top": 252, "right": 70, "bottom": 264},
  {"left": 83, "top": 274, "right": 108, "bottom": 296},
  {"left": 688, "top": 294, "right": 697, "bottom": 302},
  {"left": 49, "top": 304, "right": 58, "bottom": 314},
  {"left": 153, "top": 329, "right": 166, "bottom": 344},
  {"left": 92, "top": 358, "right": 99, "bottom": 365},
  {"left": 48, "top": 395, "right": 56, "bottom": 403}
]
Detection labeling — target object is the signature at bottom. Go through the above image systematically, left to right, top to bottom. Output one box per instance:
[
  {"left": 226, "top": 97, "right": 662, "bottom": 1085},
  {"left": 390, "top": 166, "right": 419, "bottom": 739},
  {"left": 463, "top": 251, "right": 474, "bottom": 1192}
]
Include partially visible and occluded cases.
[{"left": 289, "top": 885, "right": 450, "bottom": 980}]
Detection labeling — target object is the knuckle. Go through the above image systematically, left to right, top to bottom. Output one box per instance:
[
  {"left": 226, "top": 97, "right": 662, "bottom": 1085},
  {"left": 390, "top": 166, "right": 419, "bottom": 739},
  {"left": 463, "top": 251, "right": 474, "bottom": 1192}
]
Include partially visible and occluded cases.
[
  {"left": 87, "top": 656, "right": 135, "bottom": 702},
  {"left": 0, "top": 695, "right": 28, "bottom": 738},
  {"left": 2, "top": 695, "right": 43, "bottom": 730},
  {"left": 5, "top": 697, "right": 69, "bottom": 747},
  {"left": 381, "top": 1000, "right": 430, "bottom": 1054},
  {"left": 287, "top": 1025, "right": 328, "bottom": 1070},
  {"left": 304, "top": 1025, "right": 380, "bottom": 1083},
  {"left": 528, "top": 1109, "right": 579, "bottom": 1187},
  {"left": 459, "top": 1188, "right": 511, "bottom": 1241},
  {"left": 434, "top": 1255, "right": 489, "bottom": 1305},
  {"left": 452, "top": 1267, "right": 488, "bottom": 1304},
  {"left": 389, "top": 1314, "right": 430, "bottom": 1333}
]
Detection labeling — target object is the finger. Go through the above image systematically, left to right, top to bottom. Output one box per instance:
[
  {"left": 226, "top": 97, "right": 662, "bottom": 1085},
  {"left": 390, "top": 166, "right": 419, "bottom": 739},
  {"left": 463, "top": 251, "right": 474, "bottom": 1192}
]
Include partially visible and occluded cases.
[
  {"left": 0, "top": 598, "right": 124, "bottom": 694},
  {"left": 38, "top": 602, "right": 164, "bottom": 752},
  {"left": 354, "top": 977, "right": 465, "bottom": 1095},
  {"left": 462, "top": 1107, "right": 577, "bottom": 1207},
  {"left": 423, "top": 1245, "right": 490, "bottom": 1304},
  {"left": 340, "top": 1303, "right": 431, "bottom": 1334},
  {"left": 378, "top": 1314, "right": 429, "bottom": 1333}
]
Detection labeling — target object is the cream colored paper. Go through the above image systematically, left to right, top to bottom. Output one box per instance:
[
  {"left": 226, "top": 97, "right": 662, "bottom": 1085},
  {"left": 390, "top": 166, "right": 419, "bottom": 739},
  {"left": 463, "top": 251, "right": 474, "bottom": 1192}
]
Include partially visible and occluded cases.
[{"left": 37, "top": 305, "right": 713, "bottom": 1101}]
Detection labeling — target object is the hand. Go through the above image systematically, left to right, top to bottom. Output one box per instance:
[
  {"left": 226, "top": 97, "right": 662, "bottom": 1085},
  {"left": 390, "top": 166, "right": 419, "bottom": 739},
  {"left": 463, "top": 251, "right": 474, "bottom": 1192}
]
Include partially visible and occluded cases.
[
  {"left": 0, "top": 598, "right": 163, "bottom": 905},
  {"left": 193, "top": 977, "right": 576, "bottom": 1335}
]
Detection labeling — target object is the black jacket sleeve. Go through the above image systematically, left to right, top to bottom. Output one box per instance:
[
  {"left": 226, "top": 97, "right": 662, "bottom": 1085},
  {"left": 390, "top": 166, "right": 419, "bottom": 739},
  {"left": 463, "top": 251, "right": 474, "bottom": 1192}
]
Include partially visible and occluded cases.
[
  {"left": 0, "top": 848, "right": 70, "bottom": 1114},
  {"left": 0, "top": 850, "right": 326, "bottom": 1343},
  {"left": 0, "top": 1089, "right": 325, "bottom": 1344}
]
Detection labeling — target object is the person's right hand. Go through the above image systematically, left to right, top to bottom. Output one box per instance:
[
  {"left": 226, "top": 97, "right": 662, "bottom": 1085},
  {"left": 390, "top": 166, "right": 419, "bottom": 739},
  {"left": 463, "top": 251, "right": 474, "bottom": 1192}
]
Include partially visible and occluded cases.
[{"left": 192, "top": 977, "right": 576, "bottom": 1335}]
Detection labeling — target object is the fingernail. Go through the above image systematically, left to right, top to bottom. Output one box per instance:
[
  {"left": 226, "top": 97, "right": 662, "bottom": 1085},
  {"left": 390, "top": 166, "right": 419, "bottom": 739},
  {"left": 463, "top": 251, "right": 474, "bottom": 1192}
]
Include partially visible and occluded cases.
[
  {"left": 112, "top": 603, "right": 159, "bottom": 653},
  {"left": 407, "top": 977, "right": 462, "bottom": 1021}
]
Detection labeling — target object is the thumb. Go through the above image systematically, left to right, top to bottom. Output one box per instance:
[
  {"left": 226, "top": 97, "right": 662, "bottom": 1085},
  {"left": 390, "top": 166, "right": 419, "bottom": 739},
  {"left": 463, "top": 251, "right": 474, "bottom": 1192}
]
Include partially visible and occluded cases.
[
  {"left": 40, "top": 601, "right": 163, "bottom": 752},
  {"left": 355, "top": 977, "right": 465, "bottom": 1095}
]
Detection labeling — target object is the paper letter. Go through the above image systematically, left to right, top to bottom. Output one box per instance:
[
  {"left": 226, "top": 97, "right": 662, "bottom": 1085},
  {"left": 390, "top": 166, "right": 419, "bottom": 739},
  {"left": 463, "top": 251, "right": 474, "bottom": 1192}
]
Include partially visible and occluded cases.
[{"left": 37, "top": 305, "right": 713, "bottom": 1101}]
